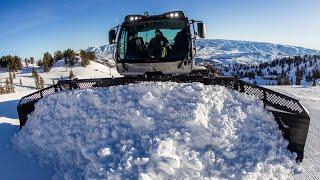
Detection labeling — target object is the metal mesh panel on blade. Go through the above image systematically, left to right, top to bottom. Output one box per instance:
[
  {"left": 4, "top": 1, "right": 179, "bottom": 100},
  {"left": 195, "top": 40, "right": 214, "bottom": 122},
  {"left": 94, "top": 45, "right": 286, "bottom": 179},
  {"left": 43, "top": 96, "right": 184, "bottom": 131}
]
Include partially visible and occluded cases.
[
  {"left": 18, "top": 77, "right": 307, "bottom": 116},
  {"left": 209, "top": 78, "right": 235, "bottom": 88},
  {"left": 77, "top": 82, "right": 96, "bottom": 89},
  {"left": 243, "top": 85, "right": 264, "bottom": 99},
  {"left": 41, "top": 87, "right": 56, "bottom": 96},
  {"left": 19, "top": 92, "right": 43, "bottom": 105},
  {"left": 266, "top": 92, "right": 304, "bottom": 113}
]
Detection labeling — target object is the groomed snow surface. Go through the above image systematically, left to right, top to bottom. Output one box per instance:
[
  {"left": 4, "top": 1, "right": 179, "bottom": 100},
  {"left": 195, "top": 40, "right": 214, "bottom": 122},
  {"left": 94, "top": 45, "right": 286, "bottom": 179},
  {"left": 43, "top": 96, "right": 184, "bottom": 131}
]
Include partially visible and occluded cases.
[{"left": 13, "top": 82, "right": 298, "bottom": 179}]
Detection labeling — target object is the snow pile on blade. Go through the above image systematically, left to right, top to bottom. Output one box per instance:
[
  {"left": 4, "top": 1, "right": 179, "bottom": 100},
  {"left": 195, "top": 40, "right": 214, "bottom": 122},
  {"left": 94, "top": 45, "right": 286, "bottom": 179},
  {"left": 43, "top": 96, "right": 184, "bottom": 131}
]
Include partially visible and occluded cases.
[{"left": 13, "top": 82, "right": 297, "bottom": 179}]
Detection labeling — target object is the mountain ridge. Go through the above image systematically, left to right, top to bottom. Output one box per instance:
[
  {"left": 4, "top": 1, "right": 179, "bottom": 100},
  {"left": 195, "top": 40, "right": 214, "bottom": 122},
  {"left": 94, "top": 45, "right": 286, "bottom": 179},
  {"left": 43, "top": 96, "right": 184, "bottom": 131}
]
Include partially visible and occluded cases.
[{"left": 86, "top": 39, "right": 320, "bottom": 65}]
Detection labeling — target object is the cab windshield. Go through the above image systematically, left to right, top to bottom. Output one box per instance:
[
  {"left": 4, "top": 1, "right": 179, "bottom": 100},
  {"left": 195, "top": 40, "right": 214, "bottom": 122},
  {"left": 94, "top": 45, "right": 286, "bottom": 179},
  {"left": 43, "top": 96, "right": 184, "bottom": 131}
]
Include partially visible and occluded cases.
[{"left": 117, "top": 20, "right": 189, "bottom": 62}]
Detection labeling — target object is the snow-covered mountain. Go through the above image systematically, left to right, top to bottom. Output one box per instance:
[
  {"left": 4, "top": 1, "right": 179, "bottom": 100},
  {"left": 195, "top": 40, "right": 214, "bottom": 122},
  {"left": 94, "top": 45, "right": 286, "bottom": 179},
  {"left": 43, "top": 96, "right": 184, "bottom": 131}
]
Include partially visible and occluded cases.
[
  {"left": 86, "top": 39, "right": 320, "bottom": 65},
  {"left": 196, "top": 39, "right": 320, "bottom": 65},
  {"left": 86, "top": 45, "right": 114, "bottom": 55},
  {"left": 86, "top": 45, "right": 116, "bottom": 67}
]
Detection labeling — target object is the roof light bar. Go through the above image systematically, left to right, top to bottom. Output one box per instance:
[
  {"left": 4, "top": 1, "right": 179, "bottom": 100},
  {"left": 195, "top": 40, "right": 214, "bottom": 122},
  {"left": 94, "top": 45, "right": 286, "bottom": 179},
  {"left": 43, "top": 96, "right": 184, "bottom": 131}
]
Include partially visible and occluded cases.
[
  {"left": 124, "top": 11, "right": 185, "bottom": 23},
  {"left": 165, "top": 11, "right": 182, "bottom": 19},
  {"left": 125, "top": 15, "right": 143, "bottom": 22}
]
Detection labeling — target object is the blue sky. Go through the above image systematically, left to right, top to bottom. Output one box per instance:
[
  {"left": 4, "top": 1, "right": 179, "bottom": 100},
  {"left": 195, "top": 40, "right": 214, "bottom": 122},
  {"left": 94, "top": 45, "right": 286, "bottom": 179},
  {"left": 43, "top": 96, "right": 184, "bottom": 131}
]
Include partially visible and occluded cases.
[{"left": 1, "top": 0, "right": 320, "bottom": 59}]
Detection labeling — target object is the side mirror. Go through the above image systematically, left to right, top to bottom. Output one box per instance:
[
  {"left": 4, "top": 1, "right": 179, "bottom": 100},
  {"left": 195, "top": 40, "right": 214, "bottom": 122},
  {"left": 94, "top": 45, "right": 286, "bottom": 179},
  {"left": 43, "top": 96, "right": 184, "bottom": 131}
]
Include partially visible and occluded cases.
[
  {"left": 197, "top": 22, "right": 206, "bottom": 38},
  {"left": 109, "top": 29, "right": 117, "bottom": 44}
]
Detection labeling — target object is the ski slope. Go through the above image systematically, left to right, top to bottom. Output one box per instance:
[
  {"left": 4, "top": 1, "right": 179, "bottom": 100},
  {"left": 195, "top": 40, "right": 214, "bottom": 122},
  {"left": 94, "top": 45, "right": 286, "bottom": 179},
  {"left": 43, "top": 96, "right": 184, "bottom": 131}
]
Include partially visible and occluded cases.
[
  {"left": 0, "top": 58, "right": 119, "bottom": 93},
  {"left": 265, "top": 86, "right": 320, "bottom": 179}
]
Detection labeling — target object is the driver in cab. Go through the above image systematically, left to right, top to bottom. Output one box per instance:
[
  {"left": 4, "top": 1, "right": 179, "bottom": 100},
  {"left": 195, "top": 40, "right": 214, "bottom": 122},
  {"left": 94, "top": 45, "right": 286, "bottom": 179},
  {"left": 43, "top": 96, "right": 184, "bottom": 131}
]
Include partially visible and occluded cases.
[{"left": 148, "top": 29, "right": 171, "bottom": 58}]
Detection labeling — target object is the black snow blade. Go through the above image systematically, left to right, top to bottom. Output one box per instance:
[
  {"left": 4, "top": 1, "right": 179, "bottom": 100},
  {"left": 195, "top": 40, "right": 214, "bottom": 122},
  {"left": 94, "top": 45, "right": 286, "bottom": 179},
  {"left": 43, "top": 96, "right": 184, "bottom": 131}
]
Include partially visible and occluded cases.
[{"left": 17, "top": 76, "right": 310, "bottom": 161}]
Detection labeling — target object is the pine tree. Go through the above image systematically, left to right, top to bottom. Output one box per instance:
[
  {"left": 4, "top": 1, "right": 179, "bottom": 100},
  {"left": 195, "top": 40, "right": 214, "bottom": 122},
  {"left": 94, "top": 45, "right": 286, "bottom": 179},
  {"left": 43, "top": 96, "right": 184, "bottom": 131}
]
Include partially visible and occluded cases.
[
  {"left": 63, "top": 49, "right": 76, "bottom": 65},
  {"left": 54, "top": 50, "right": 64, "bottom": 62},
  {"left": 80, "top": 50, "right": 94, "bottom": 67},
  {"left": 80, "top": 50, "right": 87, "bottom": 67},
  {"left": 86, "top": 51, "right": 94, "bottom": 64},
  {"left": 43, "top": 52, "right": 54, "bottom": 72},
  {"left": 2, "top": 55, "right": 22, "bottom": 71},
  {"left": 14, "top": 56, "right": 22, "bottom": 71},
  {"left": 30, "top": 57, "right": 34, "bottom": 64},
  {"left": 68, "top": 57, "right": 76, "bottom": 66},
  {"left": 24, "top": 58, "right": 29, "bottom": 67},
  {"left": 37, "top": 59, "right": 43, "bottom": 67},
  {"left": 43, "top": 60, "right": 50, "bottom": 72},
  {"left": 32, "top": 67, "right": 37, "bottom": 78},
  {"left": 32, "top": 69, "right": 41, "bottom": 89},
  {"left": 69, "top": 70, "right": 75, "bottom": 80},
  {"left": 296, "top": 70, "right": 302, "bottom": 85},
  {"left": 312, "top": 70, "right": 320, "bottom": 86},
  {"left": 247, "top": 71, "right": 255, "bottom": 80},
  {"left": 9, "top": 72, "right": 13, "bottom": 85},
  {"left": 13, "top": 72, "right": 16, "bottom": 79},
  {"left": 306, "top": 72, "right": 312, "bottom": 82},
  {"left": 34, "top": 75, "right": 40, "bottom": 89},
  {"left": 277, "top": 75, "right": 291, "bottom": 85},
  {"left": 39, "top": 77, "right": 45, "bottom": 89},
  {"left": 5, "top": 78, "right": 14, "bottom": 93},
  {"left": 5, "top": 78, "right": 10, "bottom": 93},
  {"left": 20, "top": 78, "right": 22, "bottom": 86},
  {"left": 52, "top": 79, "right": 55, "bottom": 85},
  {"left": 0, "top": 86, "right": 5, "bottom": 94}
]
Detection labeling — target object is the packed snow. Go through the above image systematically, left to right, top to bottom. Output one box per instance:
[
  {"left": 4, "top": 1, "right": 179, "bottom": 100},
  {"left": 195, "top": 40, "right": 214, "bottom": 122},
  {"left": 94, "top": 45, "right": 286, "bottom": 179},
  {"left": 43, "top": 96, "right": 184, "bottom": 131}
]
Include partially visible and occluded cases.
[
  {"left": 13, "top": 82, "right": 298, "bottom": 179},
  {"left": 265, "top": 86, "right": 320, "bottom": 179}
]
